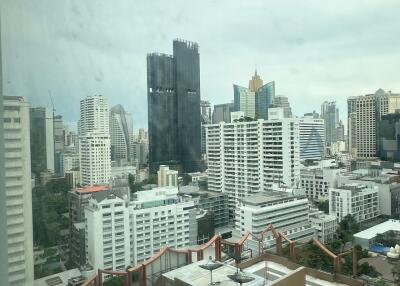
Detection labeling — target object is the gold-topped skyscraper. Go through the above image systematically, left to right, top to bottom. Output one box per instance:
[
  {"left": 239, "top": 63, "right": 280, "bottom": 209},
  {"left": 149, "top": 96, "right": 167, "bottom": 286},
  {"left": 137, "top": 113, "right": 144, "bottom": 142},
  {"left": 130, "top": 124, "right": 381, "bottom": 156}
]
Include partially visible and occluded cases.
[{"left": 248, "top": 70, "right": 263, "bottom": 92}]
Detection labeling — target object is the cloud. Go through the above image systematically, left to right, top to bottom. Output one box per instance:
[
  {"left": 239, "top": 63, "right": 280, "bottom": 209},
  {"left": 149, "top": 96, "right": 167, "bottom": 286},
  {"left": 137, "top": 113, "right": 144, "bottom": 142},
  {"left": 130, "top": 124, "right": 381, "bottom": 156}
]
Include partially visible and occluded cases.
[{"left": 2, "top": 0, "right": 400, "bottom": 129}]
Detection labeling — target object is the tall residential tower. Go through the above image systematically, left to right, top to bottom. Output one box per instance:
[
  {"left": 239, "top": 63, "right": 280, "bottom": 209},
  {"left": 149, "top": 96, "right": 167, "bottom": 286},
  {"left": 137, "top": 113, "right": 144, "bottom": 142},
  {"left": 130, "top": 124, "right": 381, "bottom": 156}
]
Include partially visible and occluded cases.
[{"left": 79, "top": 95, "right": 111, "bottom": 186}]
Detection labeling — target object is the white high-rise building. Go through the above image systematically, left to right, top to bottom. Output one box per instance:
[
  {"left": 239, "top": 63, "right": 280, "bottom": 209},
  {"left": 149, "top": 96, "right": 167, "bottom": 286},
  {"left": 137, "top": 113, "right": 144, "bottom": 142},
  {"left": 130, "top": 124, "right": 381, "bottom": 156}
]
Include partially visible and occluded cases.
[
  {"left": 233, "top": 85, "right": 256, "bottom": 118},
  {"left": 79, "top": 95, "right": 111, "bottom": 186},
  {"left": 79, "top": 95, "right": 109, "bottom": 136},
  {"left": 3, "top": 96, "right": 34, "bottom": 286},
  {"left": 109, "top": 104, "right": 134, "bottom": 162},
  {"left": 206, "top": 108, "right": 300, "bottom": 213},
  {"left": 298, "top": 117, "right": 325, "bottom": 161},
  {"left": 157, "top": 165, "right": 178, "bottom": 187},
  {"left": 329, "top": 184, "right": 379, "bottom": 222},
  {"left": 85, "top": 187, "right": 195, "bottom": 271}
]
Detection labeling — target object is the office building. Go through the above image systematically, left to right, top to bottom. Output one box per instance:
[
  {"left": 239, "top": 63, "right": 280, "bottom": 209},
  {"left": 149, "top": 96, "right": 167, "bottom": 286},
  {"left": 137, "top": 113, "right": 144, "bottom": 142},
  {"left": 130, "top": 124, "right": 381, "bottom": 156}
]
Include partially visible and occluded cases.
[
  {"left": 147, "top": 39, "right": 201, "bottom": 174},
  {"left": 248, "top": 70, "right": 263, "bottom": 92},
  {"left": 234, "top": 72, "right": 275, "bottom": 120},
  {"left": 256, "top": 81, "right": 275, "bottom": 120},
  {"left": 233, "top": 84, "right": 256, "bottom": 119},
  {"left": 348, "top": 89, "right": 400, "bottom": 159},
  {"left": 79, "top": 95, "right": 111, "bottom": 186},
  {"left": 3, "top": 96, "right": 34, "bottom": 286},
  {"left": 272, "top": 96, "right": 292, "bottom": 118},
  {"left": 321, "top": 101, "right": 339, "bottom": 146},
  {"left": 212, "top": 103, "right": 234, "bottom": 124},
  {"left": 109, "top": 104, "right": 134, "bottom": 162},
  {"left": 30, "top": 107, "right": 55, "bottom": 175},
  {"left": 206, "top": 108, "right": 300, "bottom": 213},
  {"left": 378, "top": 112, "right": 400, "bottom": 162},
  {"left": 53, "top": 115, "right": 64, "bottom": 175},
  {"left": 298, "top": 117, "right": 325, "bottom": 161},
  {"left": 335, "top": 120, "right": 345, "bottom": 142},
  {"left": 131, "top": 140, "right": 148, "bottom": 167},
  {"left": 60, "top": 151, "right": 79, "bottom": 175},
  {"left": 157, "top": 165, "right": 178, "bottom": 187},
  {"left": 300, "top": 167, "right": 340, "bottom": 200},
  {"left": 329, "top": 184, "right": 379, "bottom": 223},
  {"left": 85, "top": 187, "right": 195, "bottom": 270},
  {"left": 235, "top": 193, "right": 315, "bottom": 244}
]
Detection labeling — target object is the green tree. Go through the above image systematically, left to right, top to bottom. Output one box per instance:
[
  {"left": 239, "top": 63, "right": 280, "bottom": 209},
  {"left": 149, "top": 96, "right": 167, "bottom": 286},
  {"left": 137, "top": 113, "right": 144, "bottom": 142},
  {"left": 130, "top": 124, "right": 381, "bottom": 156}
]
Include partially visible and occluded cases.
[
  {"left": 337, "top": 215, "right": 359, "bottom": 244},
  {"left": 103, "top": 276, "right": 125, "bottom": 286}
]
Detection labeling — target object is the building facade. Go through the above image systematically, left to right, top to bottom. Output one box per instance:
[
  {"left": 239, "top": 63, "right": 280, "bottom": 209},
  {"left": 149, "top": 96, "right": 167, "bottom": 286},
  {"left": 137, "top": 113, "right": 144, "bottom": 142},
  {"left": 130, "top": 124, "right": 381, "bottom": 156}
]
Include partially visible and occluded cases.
[
  {"left": 147, "top": 39, "right": 201, "bottom": 174},
  {"left": 256, "top": 81, "right": 275, "bottom": 120},
  {"left": 233, "top": 84, "right": 256, "bottom": 119},
  {"left": 348, "top": 89, "right": 400, "bottom": 159},
  {"left": 79, "top": 95, "right": 111, "bottom": 186},
  {"left": 3, "top": 96, "right": 34, "bottom": 286},
  {"left": 272, "top": 96, "right": 292, "bottom": 118},
  {"left": 321, "top": 101, "right": 339, "bottom": 146},
  {"left": 212, "top": 103, "right": 234, "bottom": 124},
  {"left": 109, "top": 104, "right": 134, "bottom": 163},
  {"left": 30, "top": 107, "right": 55, "bottom": 175},
  {"left": 206, "top": 109, "right": 300, "bottom": 214},
  {"left": 378, "top": 112, "right": 400, "bottom": 162},
  {"left": 53, "top": 114, "right": 64, "bottom": 175},
  {"left": 298, "top": 117, "right": 325, "bottom": 161},
  {"left": 157, "top": 165, "right": 178, "bottom": 187},
  {"left": 300, "top": 167, "right": 340, "bottom": 200},
  {"left": 329, "top": 184, "right": 379, "bottom": 222},
  {"left": 85, "top": 187, "right": 195, "bottom": 271},
  {"left": 235, "top": 193, "right": 315, "bottom": 245}
]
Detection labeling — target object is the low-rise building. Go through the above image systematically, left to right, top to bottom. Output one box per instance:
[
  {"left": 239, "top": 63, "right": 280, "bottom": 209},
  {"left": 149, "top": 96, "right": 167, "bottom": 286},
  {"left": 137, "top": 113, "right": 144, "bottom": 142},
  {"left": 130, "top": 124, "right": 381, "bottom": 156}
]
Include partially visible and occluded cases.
[
  {"left": 300, "top": 167, "right": 340, "bottom": 200},
  {"left": 329, "top": 184, "right": 379, "bottom": 223},
  {"left": 180, "top": 185, "right": 229, "bottom": 228},
  {"left": 235, "top": 192, "right": 315, "bottom": 247},
  {"left": 309, "top": 209, "right": 337, "bottom": 243},
  {"left": 354, "top": 219, "right": 400, "bottom": 249}
]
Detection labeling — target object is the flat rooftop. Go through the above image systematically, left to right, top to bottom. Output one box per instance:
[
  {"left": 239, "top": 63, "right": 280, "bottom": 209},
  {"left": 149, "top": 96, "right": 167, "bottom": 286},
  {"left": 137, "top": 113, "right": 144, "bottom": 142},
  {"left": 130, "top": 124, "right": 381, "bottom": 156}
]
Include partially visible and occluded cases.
[
  {"left": 242, "top": 192, "right": 297, "bottom": 205},
  {"left": 354, "top": 219, "right": 400, "bottom": 240},
  {"left": 162, "top": 260, "right": 264, "bottom": 286}
]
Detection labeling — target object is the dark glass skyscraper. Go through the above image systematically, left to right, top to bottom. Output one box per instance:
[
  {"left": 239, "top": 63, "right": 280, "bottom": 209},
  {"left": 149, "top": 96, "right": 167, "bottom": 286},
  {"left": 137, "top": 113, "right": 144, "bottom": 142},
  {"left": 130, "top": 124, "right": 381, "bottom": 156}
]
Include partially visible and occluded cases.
[{"left": 147, "top": 39, "right": 201, "bottom": 174}]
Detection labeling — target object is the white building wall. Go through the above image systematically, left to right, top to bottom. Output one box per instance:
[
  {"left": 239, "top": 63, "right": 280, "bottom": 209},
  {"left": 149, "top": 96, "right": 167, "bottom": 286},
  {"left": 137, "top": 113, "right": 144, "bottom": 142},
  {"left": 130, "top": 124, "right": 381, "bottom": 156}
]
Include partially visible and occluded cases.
[
  {"left": 3, "top": 97, "right": 34, "bottom": 286},
  {"left": 206, "top": 118, "right": 300, "bottom": 210},
  {"left": 298, "top": 118, "right": 325, "bottom": 161},
  {"left": 329, "top": 186, "right": 379, "bottom": 222},
  {"left": 85, "top": 195, "right": 130, "bottom": 272}
]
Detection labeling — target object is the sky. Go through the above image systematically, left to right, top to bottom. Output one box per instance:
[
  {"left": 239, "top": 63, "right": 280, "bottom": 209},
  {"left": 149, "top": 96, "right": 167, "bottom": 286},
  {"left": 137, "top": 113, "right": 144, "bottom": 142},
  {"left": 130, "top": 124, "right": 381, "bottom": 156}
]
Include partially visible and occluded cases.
[{"left": 2, "top": 0, "right": 400, "bottom": 130}]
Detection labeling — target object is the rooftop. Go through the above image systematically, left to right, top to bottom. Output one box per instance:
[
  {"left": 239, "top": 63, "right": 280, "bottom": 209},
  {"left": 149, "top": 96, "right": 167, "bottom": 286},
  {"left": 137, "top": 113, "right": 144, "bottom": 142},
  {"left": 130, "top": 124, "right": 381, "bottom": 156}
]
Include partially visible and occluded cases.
[
  {"left": 74, "top": 185, "right": 110, "bottom": 194},
  {"left": 241, "top": 192, "right": 296, "bottom": 206},
  {"left": 354, "top": 219, "right": 400, "bottom": 240}
]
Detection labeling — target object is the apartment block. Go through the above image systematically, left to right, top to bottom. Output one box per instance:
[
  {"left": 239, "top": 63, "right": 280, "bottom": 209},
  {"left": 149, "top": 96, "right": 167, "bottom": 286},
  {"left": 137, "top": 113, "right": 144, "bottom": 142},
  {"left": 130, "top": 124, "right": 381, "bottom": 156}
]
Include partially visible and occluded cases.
[
  {"left": 206, "top": 108, "right": 300, "bottom": 214},
  {"left": 300, "top": 167, "right": 340, "bottom": 200},
  {"left": 329, "top": 184, "right": 379, "bottom": 222},
  {"left": 85, "top": 187, "right": 195, "bottom": 271}
]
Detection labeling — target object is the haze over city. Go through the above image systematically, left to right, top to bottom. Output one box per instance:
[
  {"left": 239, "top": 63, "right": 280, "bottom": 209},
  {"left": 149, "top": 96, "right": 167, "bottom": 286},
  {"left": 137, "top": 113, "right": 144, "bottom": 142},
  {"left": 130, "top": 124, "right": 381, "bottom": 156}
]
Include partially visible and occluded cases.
[{"left": 3, "top": 0, "right": 400, "bottom": 128}]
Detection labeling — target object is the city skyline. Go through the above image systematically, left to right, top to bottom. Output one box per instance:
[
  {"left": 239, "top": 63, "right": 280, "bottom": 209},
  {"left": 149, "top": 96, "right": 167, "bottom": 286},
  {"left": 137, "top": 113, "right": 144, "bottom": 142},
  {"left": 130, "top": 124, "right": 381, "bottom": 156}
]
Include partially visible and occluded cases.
[{"left": 3, "top": 1, "right": 400, "bottom": 128}]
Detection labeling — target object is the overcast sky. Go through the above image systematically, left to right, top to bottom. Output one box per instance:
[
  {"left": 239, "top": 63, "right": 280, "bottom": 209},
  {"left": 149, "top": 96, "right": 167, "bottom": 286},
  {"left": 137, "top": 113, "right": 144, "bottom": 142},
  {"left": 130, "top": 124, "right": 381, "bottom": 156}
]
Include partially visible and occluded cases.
[{"left": 2, "top": 0, "right": 400, "bottom": 130}]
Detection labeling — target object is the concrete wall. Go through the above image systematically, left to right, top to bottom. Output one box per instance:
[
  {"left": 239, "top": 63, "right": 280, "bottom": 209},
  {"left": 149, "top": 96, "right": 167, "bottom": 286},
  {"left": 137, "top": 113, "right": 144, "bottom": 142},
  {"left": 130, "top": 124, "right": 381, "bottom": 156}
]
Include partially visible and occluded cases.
[{"left": 271, "top": 267, "right": 306, "bottom": 286}]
